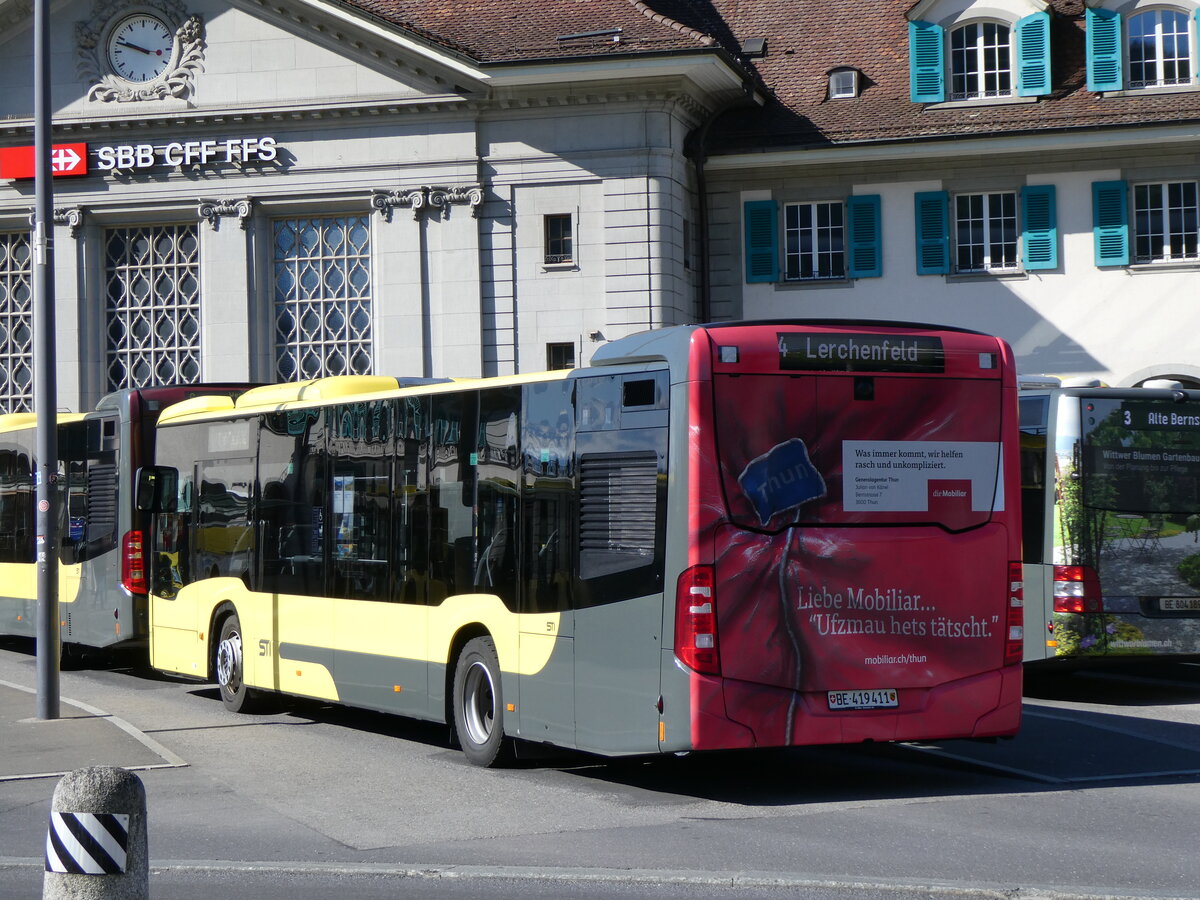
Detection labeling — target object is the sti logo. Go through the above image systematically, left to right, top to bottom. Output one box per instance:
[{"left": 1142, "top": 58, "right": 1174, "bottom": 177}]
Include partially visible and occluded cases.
[{"left": 0, "top": 143, "right": 89, "bottom": 180}]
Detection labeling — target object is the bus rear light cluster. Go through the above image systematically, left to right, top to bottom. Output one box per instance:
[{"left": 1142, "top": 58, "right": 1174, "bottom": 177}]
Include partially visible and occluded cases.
[
  {"left": 122, "top": 530, "right": 147, "bottom": 595},
  {"left": 1005, "top": 562, "right": 1025, "bottom": 665},
  {"left": 675, "top": 565, "right": 720, "bottom": 676},
  {"left": 1053, "top": 565, "right": 1104, "bottom": 614}
]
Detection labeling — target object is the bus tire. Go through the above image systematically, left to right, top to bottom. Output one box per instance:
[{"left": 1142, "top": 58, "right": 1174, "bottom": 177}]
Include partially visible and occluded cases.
[
  {"left": 215, "top": 612, "right": 262, "bottom": 714},
  {"left": 452, "top": 636, "right": 511, "bottom": 767}
]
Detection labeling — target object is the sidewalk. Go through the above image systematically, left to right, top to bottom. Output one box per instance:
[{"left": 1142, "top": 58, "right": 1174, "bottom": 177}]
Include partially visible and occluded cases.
[{"left": 0, "top": 679, "right": 185, "bottom": 782}]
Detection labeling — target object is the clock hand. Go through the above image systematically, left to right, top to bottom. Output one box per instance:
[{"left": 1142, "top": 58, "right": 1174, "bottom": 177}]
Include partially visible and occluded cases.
[{"left": 117, "top": 39, "right": 154, "bottom": 55}]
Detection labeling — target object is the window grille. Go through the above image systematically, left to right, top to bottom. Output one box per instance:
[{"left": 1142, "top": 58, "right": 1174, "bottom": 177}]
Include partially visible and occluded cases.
[
  {"left": 273, "top": 216, "right": 373, "bottom": 381},
  {"left": 105, "top": 225, "right": 201, "bottom": 390},
  {"left": 0, "top": 233, "right": 33, "bottom": 412}
]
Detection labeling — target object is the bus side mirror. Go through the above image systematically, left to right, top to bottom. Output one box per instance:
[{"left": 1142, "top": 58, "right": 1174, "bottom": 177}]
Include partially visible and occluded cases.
[{"left": 136, "top": 466, "right": 177, "bottom": 512}]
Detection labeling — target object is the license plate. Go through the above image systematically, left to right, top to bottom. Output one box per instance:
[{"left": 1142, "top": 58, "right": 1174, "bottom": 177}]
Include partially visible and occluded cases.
[
  {"left": 1160, "top": 597, "right": 1200, "bottom": 612},
  {"left": 827, "top": 689, "right": 898, "bottom": 710}
]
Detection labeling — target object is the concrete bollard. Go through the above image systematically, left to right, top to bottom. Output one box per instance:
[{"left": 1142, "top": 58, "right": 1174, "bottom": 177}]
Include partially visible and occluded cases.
[{"left": 43, "top": 766, "right": 148, "bottom": 900}]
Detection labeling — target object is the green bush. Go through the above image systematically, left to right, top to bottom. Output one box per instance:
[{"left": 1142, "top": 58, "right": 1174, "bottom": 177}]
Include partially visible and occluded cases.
[{"left": 1178, "top": 553, "right": 1200, "bottom": 590}]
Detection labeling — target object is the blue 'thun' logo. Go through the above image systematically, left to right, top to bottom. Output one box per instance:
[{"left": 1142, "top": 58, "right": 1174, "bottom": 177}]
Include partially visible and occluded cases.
[{"left": 738, "top": 438, "right": 827, "bottom": 526}]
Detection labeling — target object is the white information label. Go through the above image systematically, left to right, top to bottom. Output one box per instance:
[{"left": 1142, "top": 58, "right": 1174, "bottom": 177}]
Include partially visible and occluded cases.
[{"left": 842, "top": 440, "right": 1003, "bottom": 512}]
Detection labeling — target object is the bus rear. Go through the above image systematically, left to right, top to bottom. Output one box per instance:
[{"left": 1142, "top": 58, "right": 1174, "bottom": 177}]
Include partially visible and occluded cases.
[
  {"left": 672, "top": 322, "right": 1022, "bottom": 750},
  {"left": 1021, "top": 382, "right": 1200, "bottom": 663}
]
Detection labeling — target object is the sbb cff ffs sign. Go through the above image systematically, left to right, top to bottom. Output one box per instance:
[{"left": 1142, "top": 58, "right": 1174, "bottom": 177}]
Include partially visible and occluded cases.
[{"left": 0, "top": 144, "right": 88, "bottom": 179}]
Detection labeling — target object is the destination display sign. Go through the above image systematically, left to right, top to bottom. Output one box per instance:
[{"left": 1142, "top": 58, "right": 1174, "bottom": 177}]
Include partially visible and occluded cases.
[{"left": 779, "top": 333, "right": 945, "bottom": 373}]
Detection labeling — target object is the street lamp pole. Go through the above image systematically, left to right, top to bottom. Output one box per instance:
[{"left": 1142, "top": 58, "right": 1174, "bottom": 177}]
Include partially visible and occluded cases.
[{"left": 33, "top": 0, "right": 61, "bottom": 720}]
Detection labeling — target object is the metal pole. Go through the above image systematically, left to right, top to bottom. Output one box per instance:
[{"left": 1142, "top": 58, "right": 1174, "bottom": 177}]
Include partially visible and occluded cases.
[{"left": 33, "top": 0, "right": 61, "bottom": 719}]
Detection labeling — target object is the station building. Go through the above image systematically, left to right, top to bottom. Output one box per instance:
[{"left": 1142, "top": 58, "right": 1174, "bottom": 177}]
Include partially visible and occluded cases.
[{"left": 1, "top": 0, "right": 1198, "bottom": 414}]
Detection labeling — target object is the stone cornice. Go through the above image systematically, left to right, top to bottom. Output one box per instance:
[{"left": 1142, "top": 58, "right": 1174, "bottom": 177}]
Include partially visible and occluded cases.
[{"left": 0, "top": 85, "right": 711, "bottom": 139}]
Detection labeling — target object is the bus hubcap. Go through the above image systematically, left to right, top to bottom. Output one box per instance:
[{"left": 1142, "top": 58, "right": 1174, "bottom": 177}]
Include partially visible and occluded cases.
[
  {"left": 217, "top": 631, "right": 243, "bottom": 692},
  {"left": 462, "top": 661, "right": 495, "bottom": 745}
]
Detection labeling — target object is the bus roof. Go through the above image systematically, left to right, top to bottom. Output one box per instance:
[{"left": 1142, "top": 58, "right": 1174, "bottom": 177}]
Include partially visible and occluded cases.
[
  {"left": 156, "top": 370, "right": 574, "bottom": 427},
  {"left": 0, "top": 412, "right": 87, "bottom": 435}
]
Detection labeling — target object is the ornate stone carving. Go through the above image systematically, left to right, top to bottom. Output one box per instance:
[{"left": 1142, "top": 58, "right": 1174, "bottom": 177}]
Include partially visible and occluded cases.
[
  {"left": 77, "top": 0, "right": 205, "bottom": 102},
  {"left": 372, "top": 185, "right": 484, "bottom": 220},
  {"left": 198, "top": 198, "right": 252, "bottom": 229},
  {"left": 27, "top": 208, "right": 86, "bottom": 238}
]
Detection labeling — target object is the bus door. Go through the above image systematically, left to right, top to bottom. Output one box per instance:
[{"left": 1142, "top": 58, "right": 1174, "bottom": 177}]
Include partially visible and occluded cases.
[
  {"left": 709, "top": 331, "right": 1010, "bottom": 744},
  {"left": 571, "top": 371, "right": 668, "bottom": 754},
  {"left": 518, "top": 380, "right": 575, "bottom": 747},
  {"left": 256, "top": 410, "right": 334, "bottom": 699}
]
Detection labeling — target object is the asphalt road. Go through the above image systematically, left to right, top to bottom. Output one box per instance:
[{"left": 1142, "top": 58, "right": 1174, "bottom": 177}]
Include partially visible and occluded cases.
[{"left": 2, "top": 641, "right": 1199, "bottom": 899}]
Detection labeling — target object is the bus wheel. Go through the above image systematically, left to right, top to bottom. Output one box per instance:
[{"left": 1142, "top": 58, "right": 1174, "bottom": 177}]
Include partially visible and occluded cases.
[
  {"left": 216, "top": 613, "right": 259, "bottom": 713},
  {"left": 453, "top": 636, "right": 511, "bottom": 767}
]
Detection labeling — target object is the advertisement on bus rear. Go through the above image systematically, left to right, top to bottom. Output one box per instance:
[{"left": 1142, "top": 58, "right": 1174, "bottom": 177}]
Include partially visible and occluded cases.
[{"left": 709, "top": 368, "right": 1011, "bottom": 712}]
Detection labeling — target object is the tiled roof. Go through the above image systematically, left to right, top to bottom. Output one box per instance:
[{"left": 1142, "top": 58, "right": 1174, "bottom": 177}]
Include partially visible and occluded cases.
[
  {"left": 340, "top": 0, "right": 714, "bottom": 63},
  {"left": 342, "top": 0, "right": 1200, "bottom": 149},
  {"left": 675, "top": 0, "right": 1200, "bottom": 150}
]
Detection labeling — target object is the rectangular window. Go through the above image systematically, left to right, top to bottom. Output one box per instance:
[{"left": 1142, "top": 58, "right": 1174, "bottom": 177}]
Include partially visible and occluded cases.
[
  {"left": 1134, "top": 181, "right": 1200, "bottom": 263},
  {"left": 954, "top": 192, "right": 1018, "bottom": 272},
  {"left": 784, "top": 201, "right": 845, "bottom": 280},
  {"left": 544, "top": 214, "right": 573, "bottom": 264},
  {"left": 546, "top": 342, "right": 575, "bottom": 371}
]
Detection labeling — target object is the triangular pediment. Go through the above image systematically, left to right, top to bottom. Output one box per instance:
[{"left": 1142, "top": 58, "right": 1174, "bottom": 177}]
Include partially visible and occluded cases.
[{"left": 0, "top": 0, "right": 488, "bottom": 123}]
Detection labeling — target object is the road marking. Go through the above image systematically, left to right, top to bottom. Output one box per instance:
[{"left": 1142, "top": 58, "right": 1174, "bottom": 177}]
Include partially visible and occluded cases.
[{"left": 0, "top": 677, "right": 186, "bottom": 782}]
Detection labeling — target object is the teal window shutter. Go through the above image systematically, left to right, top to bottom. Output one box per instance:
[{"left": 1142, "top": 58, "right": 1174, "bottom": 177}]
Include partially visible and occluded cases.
[
  {"left": 1087, "top": 8, "right": 1123, "bottom": 91},
  {"left": 1016, "top": 12, "right": 1052, "bottom": 97},
  {"left": 909, "top": 21, "right": 946, "bottom": 103},
  {"left": 1092, "top": 180, "right": 1129, "bottom": 266},
  {"left": 1021, "top": 185, "right": 1057, "bottom": 270},
  {"left": 914, "top": 191, "right": 949, "bottom": 275},
  {"left": 846, "top": 195, "right": 882, "bottom": 278},
  {"left": 744, "top": 200, "right": 779, "bottom": 283}
]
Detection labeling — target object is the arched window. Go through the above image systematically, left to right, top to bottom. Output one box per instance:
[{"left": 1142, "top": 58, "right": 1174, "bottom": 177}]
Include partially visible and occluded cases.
[
  {"left": 1128, "top": 8, "right": 1192, "bottom": 87},
  {"left": 950, "top": 22, "right": 1014, "bottom": 99}
]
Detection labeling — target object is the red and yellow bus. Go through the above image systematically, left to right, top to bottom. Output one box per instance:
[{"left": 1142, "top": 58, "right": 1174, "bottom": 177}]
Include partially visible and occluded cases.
[{"left": 139, "top": 321, "right": 1023, "bottom": 765}]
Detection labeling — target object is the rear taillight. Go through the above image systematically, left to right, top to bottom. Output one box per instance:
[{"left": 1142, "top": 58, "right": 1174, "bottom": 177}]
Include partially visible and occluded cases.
[
  {"left": 122, "top": 530, "right": 147, "bottom": 594},
  {"left": 1005, "top": 562, "right": 1024, "bottom": 665},
  {"left": 675, "top": 565, "right": 720, "bottom": 676},
  {"left": 1053, "top": 565, "right": 1103, "bottom": 614}
]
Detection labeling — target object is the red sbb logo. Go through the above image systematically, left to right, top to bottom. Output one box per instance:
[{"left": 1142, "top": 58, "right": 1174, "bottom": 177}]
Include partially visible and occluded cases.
[{"left": 0, "top": 143, "right": 89, "bottom": 180}]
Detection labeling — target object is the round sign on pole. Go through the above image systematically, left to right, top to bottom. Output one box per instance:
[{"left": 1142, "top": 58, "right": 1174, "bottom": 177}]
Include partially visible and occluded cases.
[{"left": 38, "top": 500, "right": 50, "bottom": 512}]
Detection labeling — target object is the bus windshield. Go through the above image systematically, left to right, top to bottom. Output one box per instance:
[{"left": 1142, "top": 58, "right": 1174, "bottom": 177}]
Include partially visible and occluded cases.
[{"left": 1081, "top": 397, "right": 1200, "bottom": 514}]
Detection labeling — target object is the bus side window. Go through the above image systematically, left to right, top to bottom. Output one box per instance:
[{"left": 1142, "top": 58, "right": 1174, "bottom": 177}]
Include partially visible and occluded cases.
[
  {"left": 522, "top": 380, "right": 575, "bottom": 614},
  {"left": 474, "top": 387, "right": 520, "bottom": 608},
  {"left": 429, "top": 392, "right": 475, "bottom": 603},
  {"left": 395, "top": 395, "right": 428, "bottom": 604},
  {"left": 330, "top": 400, "right": 392, "bottom": 602},
  {"left": 258, "top": 411, "right": 326, "bottom": 597},
  {"left": 0, "top": 446, "right": 34, "bottom": 563},
  {"left": 196, "top": 457, "right": 255, "bottom": 583}
]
